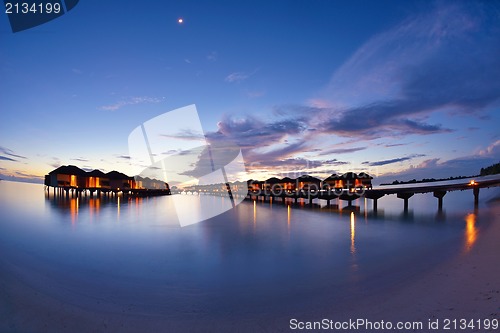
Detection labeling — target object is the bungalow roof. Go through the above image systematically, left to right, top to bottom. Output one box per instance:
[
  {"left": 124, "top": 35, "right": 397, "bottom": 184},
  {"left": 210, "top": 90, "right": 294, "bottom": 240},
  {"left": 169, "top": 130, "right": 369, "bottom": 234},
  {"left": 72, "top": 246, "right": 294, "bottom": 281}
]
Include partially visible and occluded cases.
[
  {"left": 48, "top": 165, "right": 87, "bottom": 176},
  {"left": 87, "top": 169, "right": 107, "bottom": 177},
  {"left": 106, "top": 170, "right": 133, "bottom": 180},
  {"left": 297, "top": 175, "right": 321, "bottom": 183},
  {"left": 280, "top": 177, "right": 295, "bottom": 183}
]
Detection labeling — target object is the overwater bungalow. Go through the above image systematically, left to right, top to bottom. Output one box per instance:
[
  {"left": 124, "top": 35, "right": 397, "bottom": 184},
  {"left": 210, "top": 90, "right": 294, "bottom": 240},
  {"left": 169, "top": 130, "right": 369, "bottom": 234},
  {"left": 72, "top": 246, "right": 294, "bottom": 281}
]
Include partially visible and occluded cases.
[
  {"left": 44, "top": 165, "right": 170, "bottom": 192},
  {"left": 45, "top": 165, "right": 88, "bottom": 188},
  {"left": 86, "top": 169, "right": 108, "bottom": 188},
  {"left": 106, "top": 170, "right": 135, "bottom": 190},
  {"left": 323, "top": 172, "right": 373, "bottom": 190},
  {"left": 297, "top": 175, "right": 322, "bottom": 191},
  {"left": 263, "top": 177, "right": 280, "bottom": 191},
  {"left": 279, "top": 177, "right": 296, "bottom": 191},
  {"left": 247, "top": 179, "right": 260, "bottom": 191}
]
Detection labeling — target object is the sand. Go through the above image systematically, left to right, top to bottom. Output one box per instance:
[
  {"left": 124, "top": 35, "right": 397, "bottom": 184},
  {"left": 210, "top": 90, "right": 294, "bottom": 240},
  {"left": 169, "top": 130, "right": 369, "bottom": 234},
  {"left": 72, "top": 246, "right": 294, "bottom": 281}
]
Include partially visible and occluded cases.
[{"left": 342, "top": 204, "right": 500, "bottom": 330}]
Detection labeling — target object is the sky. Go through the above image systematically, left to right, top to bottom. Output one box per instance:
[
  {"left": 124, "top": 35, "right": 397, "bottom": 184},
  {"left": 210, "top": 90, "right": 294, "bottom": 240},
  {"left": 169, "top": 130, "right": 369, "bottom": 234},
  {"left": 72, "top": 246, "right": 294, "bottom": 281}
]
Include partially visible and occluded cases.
[{"left": 0, "top": 0, "right": 499, "bottom": 185}]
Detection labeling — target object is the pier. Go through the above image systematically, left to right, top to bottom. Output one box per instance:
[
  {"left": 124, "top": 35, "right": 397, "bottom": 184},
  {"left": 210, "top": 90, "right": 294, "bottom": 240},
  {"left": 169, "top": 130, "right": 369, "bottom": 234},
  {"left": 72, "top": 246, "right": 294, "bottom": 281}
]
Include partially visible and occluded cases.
[
  {"left": 181, "top": 175, "right": 500, "bottom": 211},
  {"left": 245, "top": 177, "right": 499, "bottom": 210}
]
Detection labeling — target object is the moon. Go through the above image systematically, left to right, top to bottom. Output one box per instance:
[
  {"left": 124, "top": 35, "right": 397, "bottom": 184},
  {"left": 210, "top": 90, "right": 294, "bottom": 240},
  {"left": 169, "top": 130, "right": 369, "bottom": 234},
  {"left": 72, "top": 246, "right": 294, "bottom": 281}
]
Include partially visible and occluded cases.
[{"left": 178, "top": 18, "right": 183, "bottom": 24}]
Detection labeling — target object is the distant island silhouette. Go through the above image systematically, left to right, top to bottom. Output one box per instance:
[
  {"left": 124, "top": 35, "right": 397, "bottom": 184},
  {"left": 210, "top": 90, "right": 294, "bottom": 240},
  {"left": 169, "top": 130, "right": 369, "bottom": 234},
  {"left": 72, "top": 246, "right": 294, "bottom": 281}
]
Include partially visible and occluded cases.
[{"left": 381, "top": 162, "right": 500, "bottom": 186}]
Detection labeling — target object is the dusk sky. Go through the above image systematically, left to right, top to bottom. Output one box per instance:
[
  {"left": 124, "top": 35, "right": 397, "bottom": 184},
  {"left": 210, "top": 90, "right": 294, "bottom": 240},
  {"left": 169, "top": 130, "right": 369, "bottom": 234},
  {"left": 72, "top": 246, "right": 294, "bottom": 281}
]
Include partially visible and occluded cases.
[{"left": 1, "top": 0, "right": 499, "bottom": 185}]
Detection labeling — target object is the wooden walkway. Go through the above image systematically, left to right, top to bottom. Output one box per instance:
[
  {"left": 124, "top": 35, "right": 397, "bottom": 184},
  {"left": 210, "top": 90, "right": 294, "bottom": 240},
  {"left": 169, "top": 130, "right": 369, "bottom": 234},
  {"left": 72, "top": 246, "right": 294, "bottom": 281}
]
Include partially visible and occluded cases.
[{"left": 229, "top": 175, "right": 499, "bottom": 211}]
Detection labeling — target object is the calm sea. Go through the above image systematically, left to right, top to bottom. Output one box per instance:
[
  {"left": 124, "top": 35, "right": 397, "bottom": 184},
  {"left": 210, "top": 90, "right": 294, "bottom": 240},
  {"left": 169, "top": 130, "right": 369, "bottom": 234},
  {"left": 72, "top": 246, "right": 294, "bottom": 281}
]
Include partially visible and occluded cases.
[{"left": 0, "top": 180, "right": 498, "bottom": 331}]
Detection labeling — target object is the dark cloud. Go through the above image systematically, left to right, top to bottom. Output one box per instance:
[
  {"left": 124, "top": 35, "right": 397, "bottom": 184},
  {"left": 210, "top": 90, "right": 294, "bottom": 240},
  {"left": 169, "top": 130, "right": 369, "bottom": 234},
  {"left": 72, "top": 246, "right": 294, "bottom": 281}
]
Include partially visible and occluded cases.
[
  {"left": 316, "top": 3, "right": 500, "bottom": 139},
  {"left": 318, "top": 102, "right": 452, "bottom": 138},
  {"left": 214, "top": 115, "right": 307, "bottom": 149},
  {"left": 384, "top": 143, "right": 410, "bottom": 148},
  {"left": 0, "top": 146, "right": 26, "bottom": 160},
  {"left": 318, "top": 147, "right": 367, "bottom": 155},
  {"left": 365, "top": 154, "right": 426, "bottom": 166},
  {"left": 251, "top": 157, "right": 347, "bottom": 169}
]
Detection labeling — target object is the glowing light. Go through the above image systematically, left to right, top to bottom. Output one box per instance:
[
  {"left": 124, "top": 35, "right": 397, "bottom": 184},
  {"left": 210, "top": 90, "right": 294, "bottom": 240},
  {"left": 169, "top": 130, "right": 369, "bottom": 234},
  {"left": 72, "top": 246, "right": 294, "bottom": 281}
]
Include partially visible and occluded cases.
[
  {"left": 178, "top": 18, "right": 183, "bottom": 24},
  {"left": 469, "top": 180, "right": 476, "bottom": 186},
  {"left": 117, "top": 196, "right": 120, "bottom": 219},
  {"left": 70, "top": 197, "right": 79, "bottom": 225},
  {"left": 253, "top": 200, "right": 256, "bottom": 226},
  {"left": 287, "top": 205, "right": 291, "bottom": 226},
  {"left": 350, "top": 212, "right": 356, "bottom": 254},
  {"left": 464, "top": 213, "right": 477, "bottom": 252}
]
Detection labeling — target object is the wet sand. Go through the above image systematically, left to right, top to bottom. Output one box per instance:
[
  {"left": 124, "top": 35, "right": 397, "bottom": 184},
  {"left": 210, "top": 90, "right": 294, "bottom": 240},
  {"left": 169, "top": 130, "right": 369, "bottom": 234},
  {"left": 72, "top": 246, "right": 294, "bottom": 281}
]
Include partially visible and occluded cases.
[{"left": 340, "top": 203, "right": 500, "bottom": 328}]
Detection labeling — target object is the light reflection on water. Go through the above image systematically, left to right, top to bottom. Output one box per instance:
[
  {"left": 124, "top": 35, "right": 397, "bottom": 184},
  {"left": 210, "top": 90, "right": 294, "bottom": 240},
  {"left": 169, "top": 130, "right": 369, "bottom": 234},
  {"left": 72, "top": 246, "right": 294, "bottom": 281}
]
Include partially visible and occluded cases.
[
  {"left": 0, "top": 180, "right": 498, "bottom": 321},
  {"left": 350, "top": 212, "right": 356, "bottom": 255},
  {"left": 464, "top": 212, "right": 478, "bottom": 252}
]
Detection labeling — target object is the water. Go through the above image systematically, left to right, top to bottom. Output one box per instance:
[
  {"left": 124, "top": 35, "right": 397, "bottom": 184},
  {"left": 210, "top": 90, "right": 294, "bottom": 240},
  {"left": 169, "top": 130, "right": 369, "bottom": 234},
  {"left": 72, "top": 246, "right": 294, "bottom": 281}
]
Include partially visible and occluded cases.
[{"left": 0, "top": 180, "right": 498, "bottom": 330}]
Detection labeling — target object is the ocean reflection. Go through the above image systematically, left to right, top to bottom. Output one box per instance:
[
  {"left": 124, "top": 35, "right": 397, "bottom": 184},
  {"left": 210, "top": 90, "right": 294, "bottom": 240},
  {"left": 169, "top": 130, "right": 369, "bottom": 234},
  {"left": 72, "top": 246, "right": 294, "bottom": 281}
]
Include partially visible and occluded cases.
[
  {"left": 1, "top": 181, "right": 498, "bottom": 328},
  {"left": 45, "top": 192, "right": 148, "bottom": 225},
  {"left": 253, "top": 199, "right": 257, "bottom": 227},
  {"left": 350, "top": 212, "right": 356, "bottom": 255},
  {"left": 464, "top": 212, "right": 478, "bottom": 252}
]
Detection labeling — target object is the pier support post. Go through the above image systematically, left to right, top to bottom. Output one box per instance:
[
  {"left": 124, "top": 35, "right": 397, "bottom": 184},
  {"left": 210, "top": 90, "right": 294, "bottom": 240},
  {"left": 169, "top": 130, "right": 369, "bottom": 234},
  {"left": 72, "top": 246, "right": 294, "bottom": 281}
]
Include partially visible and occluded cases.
[
  {"left": 473, "top": 187, "right": 479, "bottom": 207},
  {"left": 433, "top": 190, "right": 447, "bottom": 211},
  {"left": 364, "top": 192, "right": 385, "bottom": 212},
  {"left": 397, "top": 192, "right": 414, "bottom": 211}
]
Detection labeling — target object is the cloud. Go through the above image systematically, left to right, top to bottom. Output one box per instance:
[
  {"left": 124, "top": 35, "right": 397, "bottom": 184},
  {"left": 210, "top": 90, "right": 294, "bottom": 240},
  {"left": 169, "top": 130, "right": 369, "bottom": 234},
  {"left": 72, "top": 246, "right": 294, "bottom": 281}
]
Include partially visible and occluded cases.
[
  {"left": 314, "top": 2, "right": 500, "bottom": 138},
  {"left": 207, "top": 51, "right": 217, "bottom": 62},
  {"left": 184, "top": 59, "right": 192, "bottom": 64},
  {"left": 225, "top": 71, "right": 251, "bottom": 83},
  {"left": 246, "top": 90, "right": 265, "bottom": 98},
  {"left": 99, "top": 96, "right": 165, "bottom": 111},
  {"left": 315, "top": 103, "right": 452, "bottom": 139},
  {"left": 171, "top": 115, "right": 311, "bottom": 179},
  {"left": 212, "top": 115, "right": 307, "bottom": 149},
  {"left": 160, "top": 128, "right": 205, "bottom": 141},
  {"left": 478, "top": 139, "right": 500, "bottom": 156},
  {"left": 384, "top": 143, "right": 410, "bottom": 148},
  {"left": 0, "top": 146, "right": 27, "bottom": 160},
  {"left": 318, "top": 147, "right": 367, "bottom": 155},
  {"left": 364, "top": 154, "right": 426, "bottom": 166},
  {"left": 0, "top": 156, "right": 16, "bottom": 161},
  {"left": 71, "top": 157, "right": 89, "bottom": 162}
]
